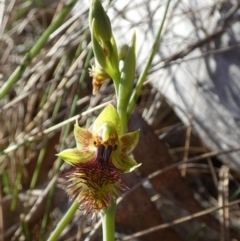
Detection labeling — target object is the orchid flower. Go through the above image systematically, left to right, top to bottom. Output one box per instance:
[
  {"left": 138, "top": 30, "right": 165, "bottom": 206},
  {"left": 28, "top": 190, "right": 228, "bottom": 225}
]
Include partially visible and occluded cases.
[{"left": 57, "top": 104, "right": 140, "bottom": 217}]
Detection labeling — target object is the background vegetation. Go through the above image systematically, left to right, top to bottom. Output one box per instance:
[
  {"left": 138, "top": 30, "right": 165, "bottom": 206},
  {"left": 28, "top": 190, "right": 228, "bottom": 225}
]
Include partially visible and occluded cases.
[{"left": 1, "top": 0, "right": 240, "bottom": 240}]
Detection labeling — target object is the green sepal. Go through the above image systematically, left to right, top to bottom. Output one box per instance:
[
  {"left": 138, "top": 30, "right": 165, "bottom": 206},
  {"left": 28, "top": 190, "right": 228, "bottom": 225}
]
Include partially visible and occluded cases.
[
  {"left": 93, "top": 104, "right": 122, "bottom": 135},
  {"left": 111, "top": 129, "right": 140, "bottom": 173},
  {"left": 120, "top": 129, "right": 140, "bottom": 154},
  {"left": 57, "top": 149, "right": 94, "bottom": 166},
  {"left": 112, "top": 151, "right": 141, "bottom": 173}
]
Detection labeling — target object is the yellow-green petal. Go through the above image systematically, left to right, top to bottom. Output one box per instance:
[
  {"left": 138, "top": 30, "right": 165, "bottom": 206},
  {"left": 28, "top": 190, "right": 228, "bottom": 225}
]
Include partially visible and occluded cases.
[
  {"left": 93, "top": 104, "right": 122, "bottom": 135},
  {"left": 74, "top": 123, "right": 95, "bottom": 152},
  {"left": 120, "top": 129, "right": 140, "bottom": 154},
  {"left": 57, "top": 149, "right": 95, "bottom": 166},
  {"left": 112, "top": 152, "right": 141, "bottom": 173}
]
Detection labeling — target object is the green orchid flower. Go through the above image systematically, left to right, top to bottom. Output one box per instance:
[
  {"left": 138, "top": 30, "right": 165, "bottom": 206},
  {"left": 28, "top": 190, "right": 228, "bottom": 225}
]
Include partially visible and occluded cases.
[
  {"left": 57, "top": 104, "right": 140, "bottom": 216},
  {"left": 58, "top": 104, "right": 140, "bottom": 172}
]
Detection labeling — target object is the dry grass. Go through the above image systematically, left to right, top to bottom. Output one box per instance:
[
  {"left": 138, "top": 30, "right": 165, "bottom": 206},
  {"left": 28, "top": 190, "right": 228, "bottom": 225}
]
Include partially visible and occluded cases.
[{"left": 1, "top": 1, "right": 240, "bottom": 241}]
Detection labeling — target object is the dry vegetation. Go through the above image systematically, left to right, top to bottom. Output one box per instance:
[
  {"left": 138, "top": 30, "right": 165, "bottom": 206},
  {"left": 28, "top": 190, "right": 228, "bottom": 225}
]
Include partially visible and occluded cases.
[{"left": 1, "top": 0, "right": 240, "bottom": 241}]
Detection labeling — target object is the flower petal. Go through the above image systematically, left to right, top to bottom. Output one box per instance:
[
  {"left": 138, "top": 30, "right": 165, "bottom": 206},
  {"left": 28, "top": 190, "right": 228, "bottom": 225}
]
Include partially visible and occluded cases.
[
  {"left": 74, "top": 123, "right": 95, "bottom": 152},
  {"left": 120, "top": 129, "right": 140, "bottom": 154},
  {"left": 57, "top": 148, "right": 95, "bottom": 166},
  {"left": 112, "top": 152, "right": 141, "bottom": 173}
]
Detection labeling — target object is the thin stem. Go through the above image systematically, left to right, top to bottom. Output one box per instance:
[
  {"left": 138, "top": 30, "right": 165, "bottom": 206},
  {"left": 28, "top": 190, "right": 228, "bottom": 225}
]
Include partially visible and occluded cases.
[
  {"left": 127, "top": 0, "right": 171, "bottom": 118},
  {"left": 117, "top": 108, "right": 127, "bottom": 134},
  {"left": 10, "top": 157, "right": 24, "bottom": 211},
  {"left": 47, "top": 202, "right": 79, "bottom": 241},
  {"left": 101, "top": 202, "right": 116, "bottom": 241}
]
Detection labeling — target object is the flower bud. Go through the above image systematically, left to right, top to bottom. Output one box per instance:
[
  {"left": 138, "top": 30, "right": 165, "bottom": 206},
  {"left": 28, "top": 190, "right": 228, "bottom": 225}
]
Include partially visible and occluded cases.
[
  {"left": 89, "top": 0, "right": 112, "bottom": 42},
  {"left": 89, "top": 0, "right": 120, "bottom": 83},
  {"left": 118, "top": 43, "right": 129, "bottom": 60}
]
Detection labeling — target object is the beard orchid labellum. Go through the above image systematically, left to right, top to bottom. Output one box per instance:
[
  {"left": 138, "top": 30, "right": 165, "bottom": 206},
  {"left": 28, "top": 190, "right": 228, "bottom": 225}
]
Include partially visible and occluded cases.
[{"left": 57, "top": 104, "right": 140, "bottom": 217}]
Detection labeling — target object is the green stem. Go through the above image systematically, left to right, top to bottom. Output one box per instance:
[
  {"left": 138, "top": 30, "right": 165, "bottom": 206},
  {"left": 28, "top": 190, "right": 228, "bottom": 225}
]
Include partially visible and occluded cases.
[
  {"left": 0, "top": 0, "right": 78, "bottom": 100},
  {"left": 112, "top": 71, "right": 120, "bottom": 99},
  {"left": 117, "top": 108, "right": 127, "bottom": 134},
  {"left": 11, "top": 157, "right": 25, "bottom": 211},
  {"left": 47, "top": 202, "right": 79, "bottom": 241},
  {"left": 101, "top": 202, "right": 116, "bottom": 241}
]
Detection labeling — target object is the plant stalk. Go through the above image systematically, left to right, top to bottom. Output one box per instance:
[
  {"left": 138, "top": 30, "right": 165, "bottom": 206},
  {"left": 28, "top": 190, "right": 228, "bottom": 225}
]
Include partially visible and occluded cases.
[
  {"left": 47, "top": 202, "right": 79, "bottom": 241},
  {"left": 101, "top": 202, "right": 116, "bottom": 241}
]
